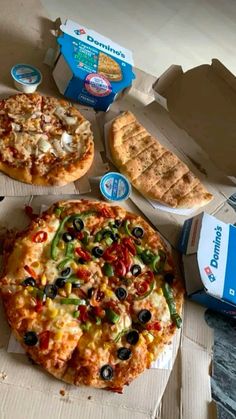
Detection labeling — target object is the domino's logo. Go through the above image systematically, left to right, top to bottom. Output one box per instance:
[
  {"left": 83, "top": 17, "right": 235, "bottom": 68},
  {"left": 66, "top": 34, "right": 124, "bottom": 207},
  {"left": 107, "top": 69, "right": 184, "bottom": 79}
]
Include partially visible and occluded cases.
[
  {"left": 74, "top": 28, "right": 86, "bottom": 36},
  {"left": 204, "top": 266, "right": 216, "bottom": 283}
]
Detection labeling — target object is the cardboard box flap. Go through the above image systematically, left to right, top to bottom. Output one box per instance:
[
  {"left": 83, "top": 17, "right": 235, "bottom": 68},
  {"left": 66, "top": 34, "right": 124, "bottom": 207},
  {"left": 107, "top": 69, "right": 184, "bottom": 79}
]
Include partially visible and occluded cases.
[{"left": 152, "top": 59, "right": 236, "bottom": 177}]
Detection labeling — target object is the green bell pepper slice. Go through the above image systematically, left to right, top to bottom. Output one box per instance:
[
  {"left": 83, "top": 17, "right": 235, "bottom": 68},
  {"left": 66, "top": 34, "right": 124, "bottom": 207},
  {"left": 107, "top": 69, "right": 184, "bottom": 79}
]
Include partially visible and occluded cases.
[
  {"left": 124, "top": 219, "right": 132, "bottom": 236},
  {"left": 103, "top": 262, "right": 114, "bottom": 277},
  {"left": 162, "top": 282, "right": 182, "bottom": 328},
  {"left": 60, "top": 298, "right": 85, "bottom": 305},
  {"left": 106, "top": 308, "right": 120, "bottom": 324}
]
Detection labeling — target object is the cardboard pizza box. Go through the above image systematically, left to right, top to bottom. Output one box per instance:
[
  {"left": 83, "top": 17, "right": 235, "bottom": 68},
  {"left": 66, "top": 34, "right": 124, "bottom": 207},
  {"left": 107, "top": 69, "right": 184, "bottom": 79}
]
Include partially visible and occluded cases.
[{"left": 179, "top": 212, "right": 236, "bottom": 318}]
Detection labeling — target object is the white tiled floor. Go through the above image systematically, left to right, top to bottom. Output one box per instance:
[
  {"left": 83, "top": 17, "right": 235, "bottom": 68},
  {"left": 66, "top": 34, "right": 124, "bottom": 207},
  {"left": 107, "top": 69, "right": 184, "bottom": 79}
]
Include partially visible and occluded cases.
[{"left": 42, "top": 0, "right": 236, "bottom": 76}]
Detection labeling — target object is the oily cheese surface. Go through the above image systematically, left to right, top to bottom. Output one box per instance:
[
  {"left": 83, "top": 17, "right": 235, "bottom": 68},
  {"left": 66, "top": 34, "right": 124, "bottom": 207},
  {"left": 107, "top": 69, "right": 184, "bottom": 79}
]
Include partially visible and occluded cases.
[
  {"left": 0, "top": 93, "right": 94, "bottom": 186},
  {"left": 109, "top": 111, "right": 213, "bottom": 209},
  {"left": 0, "top": 200, "right": 184, "bottom": 392}
]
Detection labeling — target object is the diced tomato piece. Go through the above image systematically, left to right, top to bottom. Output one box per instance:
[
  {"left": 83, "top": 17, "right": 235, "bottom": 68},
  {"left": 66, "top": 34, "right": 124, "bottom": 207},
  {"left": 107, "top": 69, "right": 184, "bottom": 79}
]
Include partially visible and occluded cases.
[
  {"left": 99, "top": 206, "right": 114, "bottom": 218},
  {"left": 67, "top": 227, "right": 83, "bottom": 240},
  {"left": 32, "top": 231, "right": 48, "bottom": 243},
  {"left": 122, "top": 238, "right": 136, "bottom": 256},
  {"left": 102, "top": 244, "right": 118, "bottom": 262},
  {"left": 75, "top": 247, "right": 91, "bottom": 261},
  {"left": 122, "top": 247, "right": 132, "bottom": 272},
  {"left": 113, "top": 259, "right": 126, "bottom": 277},
  {"left": 24, "top": 265, "right": 37, "bottom": 279},
  {"left": 76, "top": 268, "right": 91, "bottom": 280},
  {"left": 139, "top": 270, "right": 154, "bottom": 284},
  {"left": 95, "top": 289, "right": 105, "bottom": 302},
  {"left": 35, "top": 300, "right": 43, "bottom": 313},
  {"left": 78, "top": 305, "right": 88, "bottom": 322},
  {"left": 91, "top": 306, "right": 105, "bottom": 318},
  {"left": 146, "top": 321, "right": 162, "bottom": 331},
  {"left": 39, "top": 330, "right": 50, "bottom": 350}
]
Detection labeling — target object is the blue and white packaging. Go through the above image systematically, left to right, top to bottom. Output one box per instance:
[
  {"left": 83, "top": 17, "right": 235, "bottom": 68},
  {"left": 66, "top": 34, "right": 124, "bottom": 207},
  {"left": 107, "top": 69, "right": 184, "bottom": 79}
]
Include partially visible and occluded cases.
[
  {"left": 53, "top": 19, "right": 135, "bottom": 111},
  {"left": 179, "top": 212, "right": 236, "bottom": 318}
]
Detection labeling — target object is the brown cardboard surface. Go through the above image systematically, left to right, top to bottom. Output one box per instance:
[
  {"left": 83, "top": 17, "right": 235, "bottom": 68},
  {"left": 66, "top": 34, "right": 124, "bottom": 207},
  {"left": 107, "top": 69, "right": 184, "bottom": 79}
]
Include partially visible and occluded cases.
[{"left": 0, "top": 1, "right": 107, "bottom": 195}]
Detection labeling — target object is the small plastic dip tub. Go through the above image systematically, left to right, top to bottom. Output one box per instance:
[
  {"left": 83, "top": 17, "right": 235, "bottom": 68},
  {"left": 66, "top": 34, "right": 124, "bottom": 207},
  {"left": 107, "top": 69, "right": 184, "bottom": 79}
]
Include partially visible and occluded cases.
[
  {"left": 11, "top": 64, "right": 42, "bottom": 93},
  {"left": 100, "top": 172, "right": 131, "bottom": 202}
]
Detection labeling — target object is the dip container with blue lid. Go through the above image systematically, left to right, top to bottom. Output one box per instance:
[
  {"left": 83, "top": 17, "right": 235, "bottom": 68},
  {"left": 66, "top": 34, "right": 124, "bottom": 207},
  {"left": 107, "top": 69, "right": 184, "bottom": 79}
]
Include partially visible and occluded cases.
[
  {"left": 11, "top": 64, "right": 42, "bottom": 93},
  {"left": 100, "top": 172, "right": 131, "bottom": 202}
]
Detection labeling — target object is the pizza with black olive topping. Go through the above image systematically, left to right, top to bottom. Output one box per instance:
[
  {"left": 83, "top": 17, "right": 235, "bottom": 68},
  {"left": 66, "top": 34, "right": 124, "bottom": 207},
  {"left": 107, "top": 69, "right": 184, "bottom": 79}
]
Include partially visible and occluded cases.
[
  {"left": 0, "top": 93, "right": 94, "bottom": 185},
  {"left": 0, "top": 200, "right": 184, "bottom": 392}
]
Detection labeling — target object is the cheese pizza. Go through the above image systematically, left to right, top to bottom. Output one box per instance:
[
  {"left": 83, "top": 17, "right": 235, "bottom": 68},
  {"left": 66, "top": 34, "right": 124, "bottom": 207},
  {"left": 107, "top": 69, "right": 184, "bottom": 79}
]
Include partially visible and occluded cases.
[
  {"left": 0, "top": 93, "right": 94, "bottom": 186},
  {"left": 0, "top": 200, "right": 183, "bottom": 392}
]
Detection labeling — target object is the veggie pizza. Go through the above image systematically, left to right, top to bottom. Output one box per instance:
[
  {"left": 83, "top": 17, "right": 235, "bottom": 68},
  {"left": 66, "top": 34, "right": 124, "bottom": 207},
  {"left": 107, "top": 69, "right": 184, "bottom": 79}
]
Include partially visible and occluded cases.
[
  {"left": 0, "top": 93, "right": 94, "bottom": 185},
  {"left": 0, "top": 200, "right": 184, "bottom": 392}
]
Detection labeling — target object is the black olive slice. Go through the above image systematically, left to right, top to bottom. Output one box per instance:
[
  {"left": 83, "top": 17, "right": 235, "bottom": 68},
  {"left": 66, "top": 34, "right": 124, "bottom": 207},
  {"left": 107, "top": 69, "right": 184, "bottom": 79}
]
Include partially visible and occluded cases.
[
  {"left": 73, "top": 218, "right": 84, "bottom": 232},
  {"left": 114, "top": 219, "right": 122, "bottom": 228},
  {"left": 132, "top": 227, "right": 144, "bottom": 239},
  {"left": 62, "top": 232, "right": 74, "bottom": 242},
  {"left": 92, "top": 247, "right": 104, "bottom": 258},
  {"left": 130, "top": 264, "right": 141, "bottom": 276},
  {"left": 61, "top": 267, "right": 71, "bottom": 278},
  {"left": 164, "top": 272, "right": 175, "bottom": 284},
  {"left": 22, "top": 277, "right": 36, "bottom": 287},
  {"left": 55, "top": 278, "right": 66, "bottom": 288},
  {"left": 44, "top": 284, "right": 58, "bottom": 299},
  {"left": 87, "top": 287, "right": 95, "bottom": 298},
  {"left": 115, "top": 287, "right": 127, "bottom": 301},
  {"left": 138, "top": 309, "right": 152, "bottom": 324},
  {"left": 126, "top": 330, "right": 139, "bottom": 345},
  {"left": 24, "top": 331, "right": 38, "bottom": 346},
  {"left": 117, "top": 347, "right": 132, "bottom": 361},
  {"left": 100, "top": 364, "right": 113, "bottom": 381}
]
